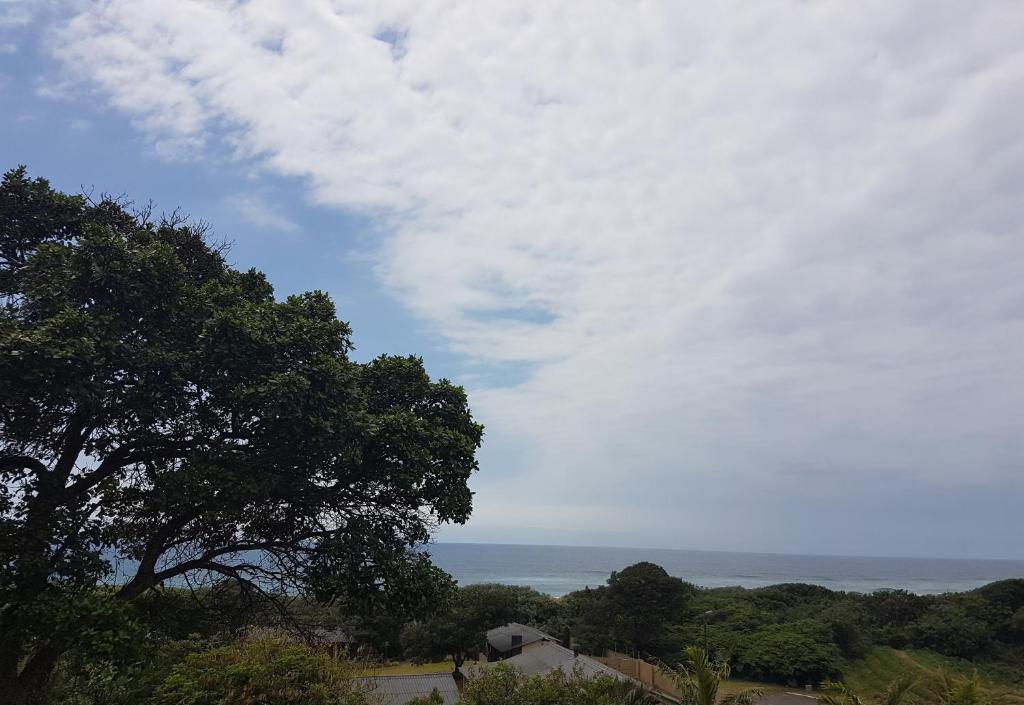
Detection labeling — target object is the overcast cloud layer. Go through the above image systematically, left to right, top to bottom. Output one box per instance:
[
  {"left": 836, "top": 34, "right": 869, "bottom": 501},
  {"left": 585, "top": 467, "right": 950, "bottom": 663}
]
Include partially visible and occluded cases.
[{"left": 39, "top": 1, "right": 1024, "bottom": 557}]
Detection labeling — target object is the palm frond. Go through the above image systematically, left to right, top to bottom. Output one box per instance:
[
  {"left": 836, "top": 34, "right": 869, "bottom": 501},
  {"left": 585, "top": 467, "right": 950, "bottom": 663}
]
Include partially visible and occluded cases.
[
  {"left": 876, "top": 675, "right": 918, "bottom": 705},
  {"left": 819, "top": 680, "right": 863, "bottom": 705},
  {"left": 722, "top": 688, "right": 766, "bottom": 705}
]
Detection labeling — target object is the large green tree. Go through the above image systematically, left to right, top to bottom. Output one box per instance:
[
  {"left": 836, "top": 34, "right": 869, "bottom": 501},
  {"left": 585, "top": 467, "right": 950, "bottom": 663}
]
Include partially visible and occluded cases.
[
  {"left": 0, "top": 167, "right": 482, "bottom": 701},
  {"left": 605, "top": 562, "right": 695, "bottom": 654}
]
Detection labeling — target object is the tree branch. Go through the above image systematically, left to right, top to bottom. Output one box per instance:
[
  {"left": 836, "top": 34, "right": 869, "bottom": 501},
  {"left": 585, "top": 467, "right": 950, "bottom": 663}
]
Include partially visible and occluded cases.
[
  {"left": 53, "top": 411, "right": 89, "bottom": 480},
  {"left": 64, "top": 440, "right": 192, "bottom": 495},
  {"left": 0, "top": 456, "right": 47, "bottom": 476}
]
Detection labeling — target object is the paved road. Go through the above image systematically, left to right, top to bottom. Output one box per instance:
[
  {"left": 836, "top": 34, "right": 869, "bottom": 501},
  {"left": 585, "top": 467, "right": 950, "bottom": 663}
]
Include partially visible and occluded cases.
[{"left": 760, "top": 693, "right": 820, "bottom": 705}]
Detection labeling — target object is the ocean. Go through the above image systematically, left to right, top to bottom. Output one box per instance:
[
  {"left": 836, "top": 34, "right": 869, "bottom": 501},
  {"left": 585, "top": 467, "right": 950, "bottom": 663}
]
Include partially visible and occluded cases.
[{"left": 427, "top": 543, "right": 1024, "bottom": 597}]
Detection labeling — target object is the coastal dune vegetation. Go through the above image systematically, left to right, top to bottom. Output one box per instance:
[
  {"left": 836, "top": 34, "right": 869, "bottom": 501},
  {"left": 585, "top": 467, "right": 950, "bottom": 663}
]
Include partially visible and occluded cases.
[{"left": 39, "top": 566, "right": 1024, "bottom": 704}]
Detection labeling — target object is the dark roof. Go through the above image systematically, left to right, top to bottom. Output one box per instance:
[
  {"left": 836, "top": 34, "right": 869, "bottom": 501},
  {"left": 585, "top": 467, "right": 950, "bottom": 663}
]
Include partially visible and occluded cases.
[
  {"left": 485, "top": 622, "right": 559, "bottom": 653},
  {"left": 311, "top": 626, "right": 357, "bottom": 644},
  {"left": 483, "top": 641, "right": 628, "bottom": 681},
  {"left": 355, "top": 674, "right": 460, "bottom": 705}
]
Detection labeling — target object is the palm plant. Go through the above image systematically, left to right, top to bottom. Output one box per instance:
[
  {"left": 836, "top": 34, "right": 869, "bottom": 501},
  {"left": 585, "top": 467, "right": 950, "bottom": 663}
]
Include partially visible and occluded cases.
[
  {"left": 667, "top": 646, "right": 763, "bottom": 705},
  {"left": 929, "top": 670, "right": 1005, "bottom": 705},
  {"left": 877, "top": 675, "right": 918, "bottom": 705},
  {"left": 820, "top": 676, "right": 918, "bottom": 705},
  {"left": 609, "top": 681, "right": 662, "bottom": 705},
  {"left": 819, "top": 681, "right": 864, "bottom": 705}
]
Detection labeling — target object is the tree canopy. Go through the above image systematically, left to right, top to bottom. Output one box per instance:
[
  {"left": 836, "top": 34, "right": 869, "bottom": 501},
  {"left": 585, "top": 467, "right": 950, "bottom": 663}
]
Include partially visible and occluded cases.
[
  {"left": 0, "top": 166, "right": 482, "bottom": 700},
  {"left": 606, "top": 562, "right": 696, "bottom": 654},
  {"left": 401, "top": 583, "right": 560, "bottom": 666}
]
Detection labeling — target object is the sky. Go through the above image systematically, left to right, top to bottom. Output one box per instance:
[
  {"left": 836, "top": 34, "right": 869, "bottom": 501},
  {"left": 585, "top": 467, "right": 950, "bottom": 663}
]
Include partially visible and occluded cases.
[{"left": 2, "top": 0, "right": 1023, "bottom": 560}]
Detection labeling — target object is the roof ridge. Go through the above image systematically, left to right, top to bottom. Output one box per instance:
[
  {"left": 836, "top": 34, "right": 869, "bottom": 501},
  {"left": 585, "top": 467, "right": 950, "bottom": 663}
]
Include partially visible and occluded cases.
[
  {"left": 505, "top": 621, "right": 556, "bottom": 636},
  {"left": 539, "top": 641, "right": 605, "bottom": 662},
  {"left": 361, "top": 673, "right": 455, "bottom": 680}
]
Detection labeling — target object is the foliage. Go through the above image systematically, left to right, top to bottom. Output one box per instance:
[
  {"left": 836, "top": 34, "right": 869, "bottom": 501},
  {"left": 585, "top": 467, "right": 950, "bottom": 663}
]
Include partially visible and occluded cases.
[
  {"left": 0, "top": 166, "right": 481, "bottom": 700},
  {"left": 606, "top": 562, "right": 695, "bottom": 654},
  {"left": 562, "top": 563, "right": 695, "bottom": 656},
  {"left": 556, "top": 566, "right": 1024, "bottom": 689},
  {"left": 401, "top": 583, "right": 559, "bottom": 665},
  {"left": 561, "top": 587, "right": 615, "bottom": 654},
  {"left": 862, "top": 591, "right": 929, "bottom": 648},
  {"left": 820, "top": 602, "right": 873, "bottom": 659},
  {"left": 907, "top": 603, "right": 993, "bottom": 659},
  {"left": 731, "top": 622, "right": 843, "bottom": 685},
  {"left": 151, "top": 634, "right": 367, "bottom": 705},
  {"left": 50, "top": 635, "right": 210, "bottom": 705},
  {"left": 666, "top": 646, "right": 763, "bottom": 705},
  {"left": 841, "top": 646, "right": 1024, "bottom": 703},
  {"left": 460, "top": 662, "right": 627, "bottom": 705},
  {"left": 927, "top": 670, "right": 1007, "bottom": 705},
  {"left": 819, "top": 671, "right": 1013, "bottom": 705},
  {"left": 876, "top": 675, "right": 920, "bottom": 705},
  {"left": 818, "top": 678, "right": 919, "bottom": 705},
  {"left": 819, "top": 680, "right": 865, "bottom": 705},
  {"left": 605, "top": 681, "right": 661, "bottom": 705},
  {"left": 404, "top": 689, "right": 445, "bottom": 705}
]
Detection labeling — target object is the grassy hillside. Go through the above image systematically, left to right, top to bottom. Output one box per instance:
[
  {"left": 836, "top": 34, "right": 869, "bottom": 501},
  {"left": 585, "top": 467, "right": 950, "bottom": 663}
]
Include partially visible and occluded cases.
[{"left": 844, "top": 647, "right": 1024, "bottom": 703}]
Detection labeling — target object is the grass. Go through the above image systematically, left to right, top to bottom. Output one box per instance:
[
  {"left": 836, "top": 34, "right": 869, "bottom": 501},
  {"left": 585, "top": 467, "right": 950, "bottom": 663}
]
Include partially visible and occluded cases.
[
  {"left": 843, "top": 647, "right": 1024, "bottom": 703},
  {"left": 719, "top": 679, "right": 787, "bottom": 699}
]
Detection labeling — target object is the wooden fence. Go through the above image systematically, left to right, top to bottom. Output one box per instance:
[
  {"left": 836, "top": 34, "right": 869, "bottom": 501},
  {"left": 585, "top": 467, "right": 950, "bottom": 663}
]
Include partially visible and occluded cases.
[{"left": 594, "top": 651, "right": 682, "bottom": 701}]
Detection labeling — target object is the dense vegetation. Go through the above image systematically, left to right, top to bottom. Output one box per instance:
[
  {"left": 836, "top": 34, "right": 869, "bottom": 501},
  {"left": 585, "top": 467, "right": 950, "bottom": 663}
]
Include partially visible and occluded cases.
[
  {"left": 397, "top": 567, "right": 1024, "bottom": 689},
  {"left": 40, "top": 569, "right": 1024, "bottom": 704},
  {"left": 559, "top": 574, "right": 1024, "bottom": 688},
  {"left": 401, "top": 582, "right": 562, "bottom": 666},
  {"left": 150, "top": 634, "right": 368, "bottom": 705},
  {"left": 460, "top": 663, "right": 642, "bottom": 705}
]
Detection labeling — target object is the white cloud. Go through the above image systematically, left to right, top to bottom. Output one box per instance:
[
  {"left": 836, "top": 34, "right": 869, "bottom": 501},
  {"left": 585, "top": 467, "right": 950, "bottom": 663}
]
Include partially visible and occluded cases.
[
  {"left": 0, "top": 0, "right": 37, "bottom": 53},
  {"left": 49, "top": 0, "right": 1024, "bottom": 555},
  {"left": 0, "top": 3, "right": 32, "bottom": 30},
  {"left": 223, "top": 192, "right": 298, "bottom": 234}
]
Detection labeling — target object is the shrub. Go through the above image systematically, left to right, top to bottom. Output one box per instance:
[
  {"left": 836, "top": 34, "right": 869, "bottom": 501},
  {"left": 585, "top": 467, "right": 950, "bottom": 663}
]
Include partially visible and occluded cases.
[
  {"left": 907, "top": 603, "right": 993, "bottom": 659},
  {"left": 731, "top": 623, "right": 842, "bottom": 686},
  {"left": 151, "top": 634, "right": 367, "bottom": 705},
  {"left": 51, "top": 636, "right": 209, "bottom": 705},
  {"left": 461, "top": 663, "right": 625, "bottom": 705},
  {"left": 404, "top": 689, "right": 445, "bottom": 705}
]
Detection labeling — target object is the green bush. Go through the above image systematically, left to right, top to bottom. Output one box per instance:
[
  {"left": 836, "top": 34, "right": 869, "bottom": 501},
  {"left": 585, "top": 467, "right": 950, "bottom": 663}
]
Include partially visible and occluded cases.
[
  {"left": 906, "top": 603, "right": 993, "bottom": 659},
  {"left": 731, "top": 623, "right": 843, "bottom": 685},
  {"left": 151, "top": 635, "right": 368, "bottom": 705},
  {"left": 51, "top": 636, "right": 209, "bottom": 705},
  {"left": 461, "top": 663, "right": 625, "bottom": 705},
  {"left": 404, "top": 688, "right": 445, "bottom": 705}
]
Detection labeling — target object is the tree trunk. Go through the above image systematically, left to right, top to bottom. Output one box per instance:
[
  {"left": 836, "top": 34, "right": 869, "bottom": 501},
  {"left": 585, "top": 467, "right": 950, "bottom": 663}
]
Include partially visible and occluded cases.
[
  {"left": 2, "top": 457, "right": 80, "bottom": 702},
  {"left": 0, "top": 628, "right": 26, "bottom": 691},
  {"left": 10, "top": 644, "right": 63, "bottom": 705}
]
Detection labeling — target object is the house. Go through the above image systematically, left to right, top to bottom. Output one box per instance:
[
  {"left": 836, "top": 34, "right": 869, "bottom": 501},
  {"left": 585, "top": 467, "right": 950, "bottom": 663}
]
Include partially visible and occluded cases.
[
  {"left": 483, "top": 622, "right": 560, "bottom": 661},
  {"left": 237, "top": 625, "right": 359, "bottom": 658},
  {"left": 309, "top": 626, "right": 360, "bottom": 658},
  {"left": 481, "top": 640, "right": 630, "bottom": 681},
  {"left": 355, "top": 673, "right": 461, "bottom": 705}
]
